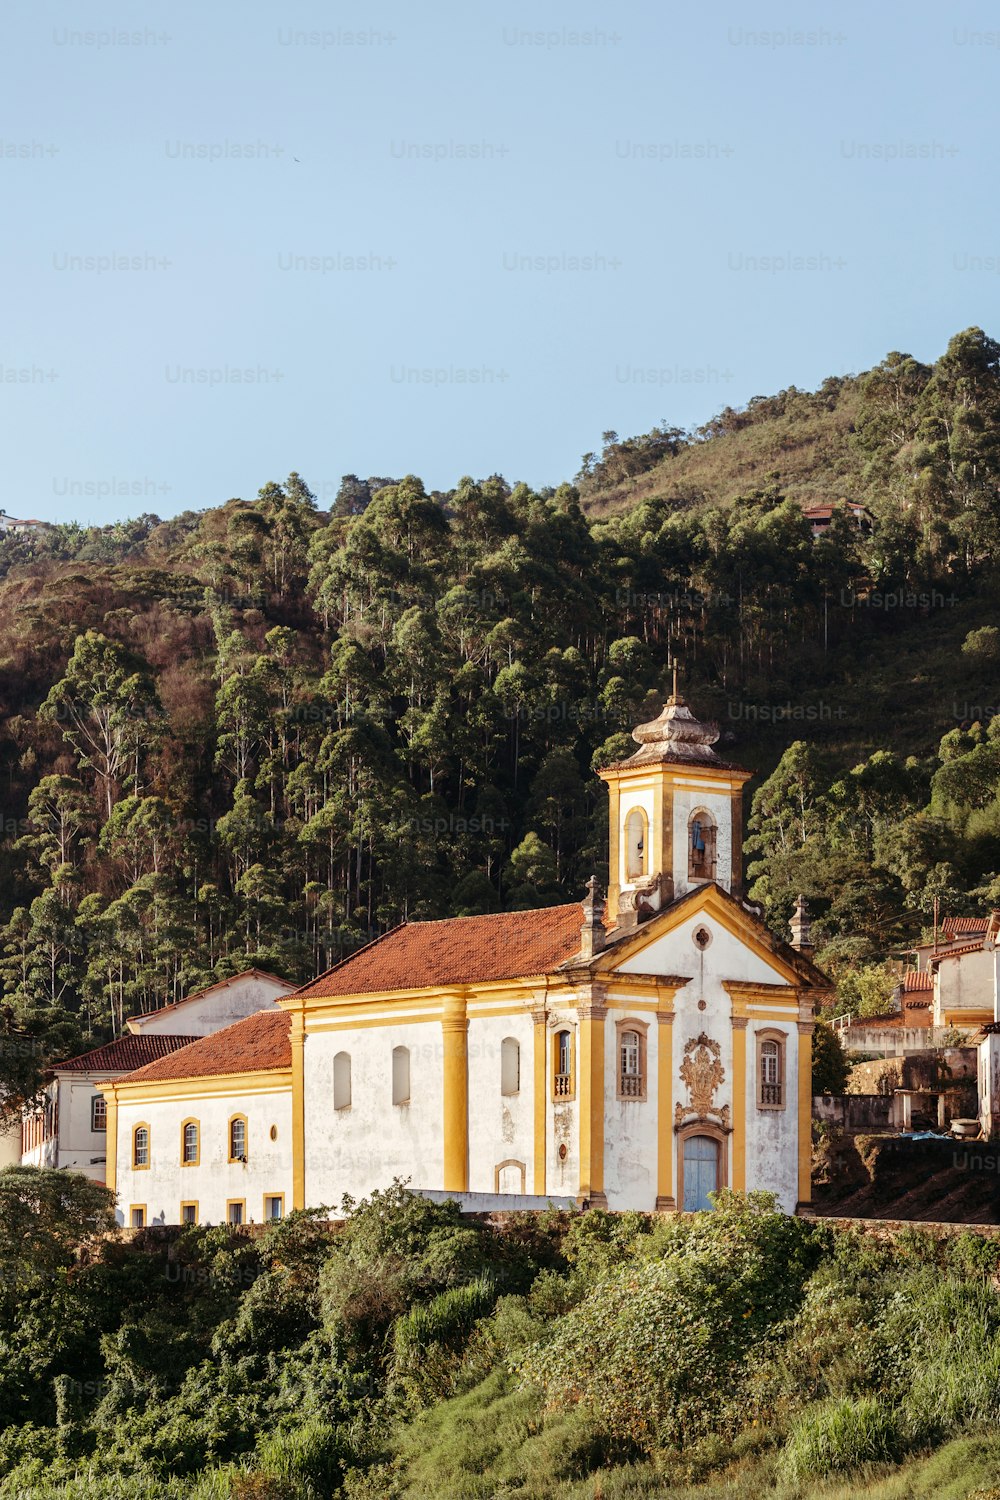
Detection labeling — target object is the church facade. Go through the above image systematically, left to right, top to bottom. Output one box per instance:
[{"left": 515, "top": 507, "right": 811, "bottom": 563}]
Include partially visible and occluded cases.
[{"left": 101, "top": 693, "right": 830, "bottom": 1226}]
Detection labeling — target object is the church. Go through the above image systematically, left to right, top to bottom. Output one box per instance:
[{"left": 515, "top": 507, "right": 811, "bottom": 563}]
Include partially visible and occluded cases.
[{"left": 99, "top": 691, "right": 830, "bottom": 1226}]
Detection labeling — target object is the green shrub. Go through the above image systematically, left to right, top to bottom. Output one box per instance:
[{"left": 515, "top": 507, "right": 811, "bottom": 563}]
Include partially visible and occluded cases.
[
  {"left": 518, "top": 1192, "right": 824, "bottom": 1451},
  {"left": 778, "top": 1395, "right": 902, "bottom": 1480}
]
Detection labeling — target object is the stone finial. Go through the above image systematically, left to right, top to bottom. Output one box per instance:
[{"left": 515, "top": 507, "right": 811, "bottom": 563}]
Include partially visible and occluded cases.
[
  {"left": 628, "top": 696, "right": 723, "bottom": 767},
  {"left": 580, "top": 874, "right": 606, "bottom": 958},
  {"left": 790, "top": 894, "right": 814, "bottom": 954}
]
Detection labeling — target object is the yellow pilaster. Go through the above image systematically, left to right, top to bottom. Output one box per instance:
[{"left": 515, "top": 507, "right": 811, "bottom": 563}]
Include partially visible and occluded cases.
[
  {"left": 605, "top": 779, "right": 621, "bottom": 917},
  {"left": 730, "top": 787, "right": 744, "bottom": 896},
  {"left": 441, "top": 992, "right": 469, "bottom": 1192},
  {"left": 577, "top": 999, "right": 607, "bottom": 1207},
  {"left": 290, "top": 1008, "right": 306, "bottom": 1210},
  {"left": 532, "top": 1008, "right": 547, "bottom": 1196},
  {"left": 655, "top": 1008, "right": 675, "bottom": 1210},
  {"left": 731, "top": 1017, "right": 748, "bottom": 1191},
  {"left": 797, "top": 1020, "right": 814, "bottom": 1207},
  {"left": 104, "top": 1087, "right": 118, "bottom": 1196}
]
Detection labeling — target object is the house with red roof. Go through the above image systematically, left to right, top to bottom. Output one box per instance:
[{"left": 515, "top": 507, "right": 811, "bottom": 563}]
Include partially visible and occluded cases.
[
  {"left": 102, "top": 693, "right": 831, "bottom": 1227},
  {"left": 21, "top": 970, "right": 295, "bottom": 1187}
]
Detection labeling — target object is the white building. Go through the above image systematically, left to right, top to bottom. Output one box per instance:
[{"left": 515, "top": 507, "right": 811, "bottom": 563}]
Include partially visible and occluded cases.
[
  {"left": 103, "top": 694, "right": 831, "bottom": 1224},
  {"left": 21, "top": 969, "right": 295, "bottom": 1187}
]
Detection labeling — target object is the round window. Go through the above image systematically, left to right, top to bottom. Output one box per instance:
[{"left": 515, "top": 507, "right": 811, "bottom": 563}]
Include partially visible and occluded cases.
[{"left": 693, "top": 925, "right": 712, "bottom": 950}]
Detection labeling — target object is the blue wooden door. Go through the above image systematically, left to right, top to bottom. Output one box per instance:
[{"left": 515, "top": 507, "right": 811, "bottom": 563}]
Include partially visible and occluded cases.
[{"left": 683, "top": 1135, "right": 719, "bottom": 1211}]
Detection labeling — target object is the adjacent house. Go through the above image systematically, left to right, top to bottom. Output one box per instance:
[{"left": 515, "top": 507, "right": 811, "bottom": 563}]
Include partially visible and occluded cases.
[{"left": 20, "top": 969, "right": 296, "bottom": 1186}]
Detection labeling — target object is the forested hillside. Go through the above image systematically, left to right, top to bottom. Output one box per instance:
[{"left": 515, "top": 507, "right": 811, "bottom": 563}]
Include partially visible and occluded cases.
[{"left": 3, "top": 327, "right": 1000, "bottom": 1100}]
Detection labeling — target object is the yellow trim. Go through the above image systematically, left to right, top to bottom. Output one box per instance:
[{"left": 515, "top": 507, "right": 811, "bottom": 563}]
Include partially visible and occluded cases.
[
  {"left": 600, "top": 761, "right": 753, "bottom": 789},
  {"left": 606, "top": 777, "right": 621, "bottom": 914},
  {"left": 441, "top": 993, "right": 469, "bottom": 1192},
  {"left": 577, "top": 1006, "right": 605, "bottom": 1202},
  {"left": 290, "top": 1008, "right": 305, "bottom": 1210},
  {"left": 943, "top": 1009, "right": 993, "bottom": 1027},
  {"left": 656, "top": 1010, "right": 674, "bottom": 1207},
  {"left": 309, "top": 1011, "right": 450, "bottom": 1031},
  {"left": 533, "top": 1013, "right": 547, "bottom": 1195},
  {"left": 731, "top": 1021, "right": 747, "bottom": 1191},
  {"left": 797, "top": 1025, "right": 813, "bottom": 1206},
  {"left": 105, "top": 1069, "right": 292, "bottom": 1105},
  {"left": 105, "top": 1093, "right": 118, "bottom": 1194},
  {"left": 227, "top": 1113, "right": 248, "bottom": 1164},
  {"left": 180, "top": 1117, "right": 200, "bottom": 1167},
  {"left": 132, "top": 1121, "right": 150, "bottom": 1171},
  {"left": 262, "top": 1192, "right": 285, "bottom": 1222},
  {"left": 226, "top": 1198, "right": 247, "bottom": 1226},
  {"left": 180, "top": 1200, "right": 199, "bottom": 1224},
  {"left": 129, "top": 1204, "right": 147, "bottom": 1228}
]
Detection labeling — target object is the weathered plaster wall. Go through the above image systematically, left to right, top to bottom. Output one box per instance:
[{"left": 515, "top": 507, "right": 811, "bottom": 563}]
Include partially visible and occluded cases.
[{"left": 113, "top": 1086, "right": 292, "bottom": 1227}]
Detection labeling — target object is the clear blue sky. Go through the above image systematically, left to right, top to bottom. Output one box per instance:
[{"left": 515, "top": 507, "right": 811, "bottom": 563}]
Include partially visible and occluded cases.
[{"left": 4, "top": 0, "right": 999, "bottom": 524}]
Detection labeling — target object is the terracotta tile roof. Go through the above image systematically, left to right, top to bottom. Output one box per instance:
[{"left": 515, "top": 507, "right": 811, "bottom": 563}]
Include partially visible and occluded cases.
[
  {"left": 295, "top": 903, "right": 587, "bottom": 999},
  {"left": 942, "top": 917, "right": 989, "bottom": 936},
  {"left": 933, "top": 940, "right": 985, "bottom": 962},
  {"left": 126, "top": 968, "right": 294, "bottom": 1027},
  {"left": 902, "top": 971, "right": 933, "bottom": 992},
  {"left": 115, "top": 1011, "right": 291, "bottom": 1084},
  {"left": 53, "top": 1035, "right": 192, "bottom": 1074}
]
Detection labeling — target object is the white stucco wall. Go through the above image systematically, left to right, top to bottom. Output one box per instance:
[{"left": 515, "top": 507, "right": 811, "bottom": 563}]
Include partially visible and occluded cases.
[
  {"left": 935, "top": 949, "right": 994, "bottom": 1021},
  {"left": 129, "top": 973, "right": 294, "bottom": 1036},
  {"left": 601, "top": 1000, "right": 660, "bottom": 1212},
  {"left": 467, "top": 1011, "right": 536, "bottom": 1194},
  {"left": 302, "top": 1017, "right": 444, "bottom": 1210},
  {"left": 980, "top": 1034, "right": 1000, "bottom": 1139},
  {"left": 53, "top": 1073, "right": 112, "bottom": 1181},
  {"left": 113, "top": 1085, "right": 292, "bottom": 1226},
  {"left": 0, "top": 1122, "right": 21, "bottom": 1168}
]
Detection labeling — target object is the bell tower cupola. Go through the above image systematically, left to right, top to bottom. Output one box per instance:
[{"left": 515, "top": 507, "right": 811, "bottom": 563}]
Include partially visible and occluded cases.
[{"left": 598, "top": 685, "right": 752, "bottom": 929}]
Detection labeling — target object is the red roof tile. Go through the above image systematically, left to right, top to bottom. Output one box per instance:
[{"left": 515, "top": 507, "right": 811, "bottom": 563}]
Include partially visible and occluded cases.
[
  {"left": 295, "top": 903, "right": 586, "bottom": 999},
  {"left": 942, "top": 917, "right": 989, "bottom": 936},
  {"left": 933, "top": 940, "right": 985, "bottom": 961},
  {"left": 126, "top": 967, "right": 294, "bottom": 1027},
  {"left": 902, "top": 971, "right": 933, "bottom": 992},
  {"left": 116, "top": 1011, "right": 291, "bottom": 1084},
  {"left": 54, "top": 1035, "right": 192, "bottom": 1074}
]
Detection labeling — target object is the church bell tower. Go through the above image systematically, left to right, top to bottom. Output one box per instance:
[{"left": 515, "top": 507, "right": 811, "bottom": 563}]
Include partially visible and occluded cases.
[{"left": 598, "top": 689, "right": 752, "bottom": 928}]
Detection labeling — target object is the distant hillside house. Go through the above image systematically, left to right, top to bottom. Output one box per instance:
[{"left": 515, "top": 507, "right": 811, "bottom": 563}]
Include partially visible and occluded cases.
[
  {"left": 801, "top": 500, "right": 871, "bottom": 540},
  {"left": 0, "top": 512, "right": 52, "bottom": 534},
  {"left": 101, "top": 694, "right": 831, "bottom": 1229},
  {"left": 20, "top": 969, "right": 295, "bottom": 1186}
]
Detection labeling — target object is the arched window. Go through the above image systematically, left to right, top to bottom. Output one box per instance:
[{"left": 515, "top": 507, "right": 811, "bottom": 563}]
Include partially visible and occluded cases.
[
  {"left": 624, "top": 807, "right": 647, "bottom": 880},
  {"left": 688, "top": 809, "right": 717, "bottom": 882},
  {"left": 616, "top": 1018, "right": 648, "bottom": 1100},
  {"left": 553, "top": 1029, "right": 573, "bottom": 1099},
  {"left": 756, "top": 1030, "right": 787, "bottom": 1109},
  {"left": 501, "top": 1037, "right": 520, "bottom": 1096},
  {"left": 392, "top": 1045, "right": 410, "bottom": 1105},
  {"left": 334, "top": 1050, "right": 352, "bottom": 1110},
  {"left": 228, "top": 1114, "right": 248, "bottom": 1163},
  {"left": 181, "top": 1119, "right": 199, "bottom": 1166},
  {"left": 132, "top": 1124, "right": 150, "bottom": 1170}
]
